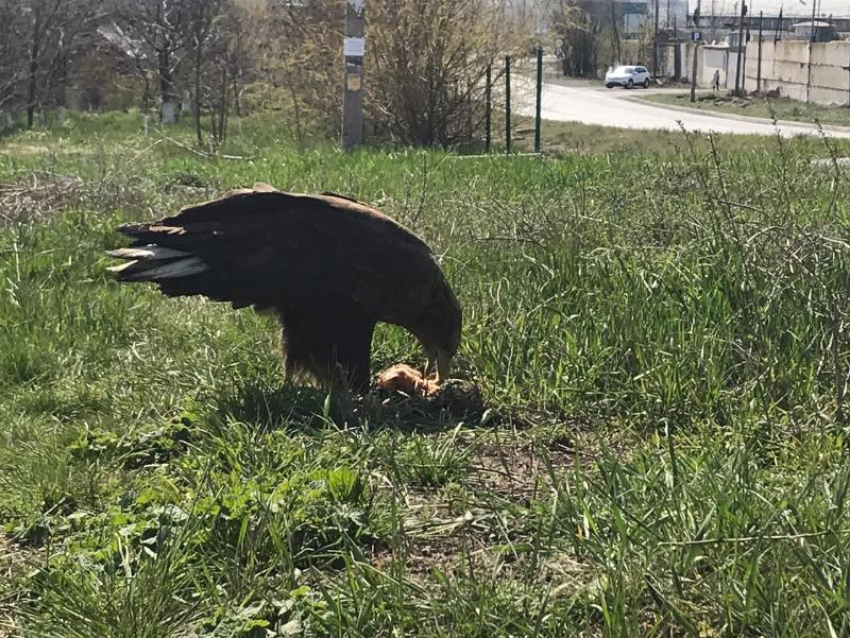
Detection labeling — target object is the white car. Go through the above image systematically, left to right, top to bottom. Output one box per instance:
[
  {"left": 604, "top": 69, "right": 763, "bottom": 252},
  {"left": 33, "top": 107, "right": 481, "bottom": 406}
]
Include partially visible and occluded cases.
[{"left": 605, "top": 65, "right": 651, "bottom": 89}]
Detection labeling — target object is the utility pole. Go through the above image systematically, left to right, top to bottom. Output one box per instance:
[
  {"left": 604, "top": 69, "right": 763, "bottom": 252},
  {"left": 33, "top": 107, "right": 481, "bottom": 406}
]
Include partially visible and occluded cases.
[
  {"left": 342, "top": 0, "right": 365, "bottom": 150},
  {"left": 653, "top": 0, "right": 660, "bottom": 77},
  {"left": 711, "top": 0, "right": 715, "bottom": 41},
  {"left": 733, "top": 0, "right": 746, "bottom": 96},
  {"left": 807, "top": 0, "right": 818, "bottom": 101},
  {"left": 810, "top": 0, "right": 818, "bottom": 40},
  {"left": 689, "top": 2, "right": 699, "bottom": 101},
  {"left": 756, "top": 11, "right": 763, "bottom": 93},
  {"left": 674, "top": 16, "right": 682, "bottom": 78},
  {"left": 690, "top": 40, "right": 699, "bottom": 101}
]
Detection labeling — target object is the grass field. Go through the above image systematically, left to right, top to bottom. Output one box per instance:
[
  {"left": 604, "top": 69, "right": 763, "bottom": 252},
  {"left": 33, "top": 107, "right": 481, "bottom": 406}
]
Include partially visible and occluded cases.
[
  {"left": 642, "top": 91, "right": 850, "bottom": 128},
  {"left": 4, "top": 111, "right": 850, "bottom": 636}
]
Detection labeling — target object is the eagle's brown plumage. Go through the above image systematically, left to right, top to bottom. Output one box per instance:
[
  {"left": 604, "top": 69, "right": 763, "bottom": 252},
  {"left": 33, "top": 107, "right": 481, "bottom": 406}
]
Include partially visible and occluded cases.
[{"left": 107, "top": 184, "right": 462, "bottom": 391}]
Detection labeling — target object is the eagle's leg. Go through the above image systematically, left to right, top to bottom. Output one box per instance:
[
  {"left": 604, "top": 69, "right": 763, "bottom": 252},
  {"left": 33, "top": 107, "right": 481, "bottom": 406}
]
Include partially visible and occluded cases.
[
  {"left": 278, "top": 310, "right": 375, "bottom": 393},
  {"left": 328, "top": 324, "right": 374, "bottom": 393},
  {"left": 424, "top": 352, "right": 436, "bottom": 379}
]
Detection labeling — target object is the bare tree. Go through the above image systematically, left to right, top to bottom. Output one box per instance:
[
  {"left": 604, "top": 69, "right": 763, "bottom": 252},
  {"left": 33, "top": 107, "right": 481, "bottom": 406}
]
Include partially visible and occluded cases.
[
  {"left": 0, "top": 0, "right": 25, "bottom": 116},
  {"left": 0, "top": 0, "right": 535, "bottom": 149},
  {"left": 11, "top": 0, "right": 101, "bottom": 128},
  {"left": 116, "top": 0, "right": 192, "bottom": 124},
  {"left": 187, "top": 0, "right": 221, "bottom": 143},
  {"left": 238, "top": 0, "right": 343, "bottom": 142},
  {"left": 368, "top": 0, "right": 529, "bottom": 147},
  {"left": 552, "top": 0, "right": 600, "bottom": 77},
  {"left": 610, "top": 0, "right": 622, "bottom": 63},
  {"left": 209, "top": 1, "right": 249, "bottom": 144},
  {"left": 225, "top": 3, "right": 248, "bottom": 118},
  {"left": 93, "top": 18, "right": 155, "bottom": 113}
]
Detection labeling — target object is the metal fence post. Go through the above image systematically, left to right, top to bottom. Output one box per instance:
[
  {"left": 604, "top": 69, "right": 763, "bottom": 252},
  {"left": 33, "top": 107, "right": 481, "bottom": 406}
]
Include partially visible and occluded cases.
[
  {"left": 757, "top": 11, "right": 764, "bottom": 93},
  {"left": 690, "top": 41, "right": 699, "bottom": 102},
  {"left": 534, "top": 47, "right": 543, "bottom": 154},
  {"left": 505, "top": 55, "right": 511, "bottom": 155},
  {"left": 485, "top": 64, "right": 492, "bottom": 153}
]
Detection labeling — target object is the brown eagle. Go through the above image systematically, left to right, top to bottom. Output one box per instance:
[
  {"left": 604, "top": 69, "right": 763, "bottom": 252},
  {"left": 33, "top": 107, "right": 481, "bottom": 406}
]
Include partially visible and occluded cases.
[{"left": 107, "top": 184, "right": 462, "bottom": 392}]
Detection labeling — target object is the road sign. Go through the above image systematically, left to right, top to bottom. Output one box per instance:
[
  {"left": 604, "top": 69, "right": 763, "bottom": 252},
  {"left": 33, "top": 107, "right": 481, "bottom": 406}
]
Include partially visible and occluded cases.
[{"left": 691, "top": 31, "right": 703, "bottom": 41}]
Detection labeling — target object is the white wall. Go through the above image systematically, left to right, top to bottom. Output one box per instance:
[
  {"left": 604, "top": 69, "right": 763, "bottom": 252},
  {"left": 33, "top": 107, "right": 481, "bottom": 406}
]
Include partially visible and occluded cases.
[
  {"left": 740, "top": 39, "right": 850, "bottom": 104},
  {"left": 684, "top": 40, "right": 850, "bottom": 105},
  {"left": 702, "top": 46, "right": 728, "bottom": 86}
]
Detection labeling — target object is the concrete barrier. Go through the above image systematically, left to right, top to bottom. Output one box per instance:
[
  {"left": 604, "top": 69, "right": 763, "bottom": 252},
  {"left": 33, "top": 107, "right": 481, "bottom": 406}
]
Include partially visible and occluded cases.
[
  {"left": 683, "top": 39, "right": 850, "bottom": 105},
  {"left": 737, "top": 39, "right": 850, "bottom": 105}
]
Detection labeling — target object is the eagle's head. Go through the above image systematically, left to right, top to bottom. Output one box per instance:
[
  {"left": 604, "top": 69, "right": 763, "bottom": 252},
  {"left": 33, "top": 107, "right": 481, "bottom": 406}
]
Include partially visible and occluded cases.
[{"left": 410, "top": 272, "right": 462, "bottom": 384}]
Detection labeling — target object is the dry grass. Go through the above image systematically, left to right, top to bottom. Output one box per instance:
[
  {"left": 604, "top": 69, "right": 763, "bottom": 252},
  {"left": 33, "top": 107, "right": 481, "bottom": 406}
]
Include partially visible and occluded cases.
[
  {"left": 0, "top": 144, "right": 53, "bottom": 157},
  {"left": 0, "top": 177, "right": 83, "bottom": 226}
]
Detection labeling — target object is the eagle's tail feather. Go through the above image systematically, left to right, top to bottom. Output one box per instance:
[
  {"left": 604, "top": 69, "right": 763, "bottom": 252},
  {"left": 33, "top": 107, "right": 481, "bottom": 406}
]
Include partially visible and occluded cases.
[
  {"left": 107, "top": 242, "right": 253, "bottom": 306},
  {"left": 107, "top": 244, "right": 210, "bottom": 283}
]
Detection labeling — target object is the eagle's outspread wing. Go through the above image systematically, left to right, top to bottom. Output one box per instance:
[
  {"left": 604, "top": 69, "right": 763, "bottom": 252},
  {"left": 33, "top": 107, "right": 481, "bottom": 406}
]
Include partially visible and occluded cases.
[{"left": 107, "top": 185, "right": 461, "bottom": 390}]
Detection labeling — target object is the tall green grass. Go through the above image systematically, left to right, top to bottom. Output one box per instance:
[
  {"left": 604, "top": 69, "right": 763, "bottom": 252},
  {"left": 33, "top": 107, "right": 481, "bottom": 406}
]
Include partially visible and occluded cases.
[{"left": 3, "top": 113, "right": 850, "bottom": 635}]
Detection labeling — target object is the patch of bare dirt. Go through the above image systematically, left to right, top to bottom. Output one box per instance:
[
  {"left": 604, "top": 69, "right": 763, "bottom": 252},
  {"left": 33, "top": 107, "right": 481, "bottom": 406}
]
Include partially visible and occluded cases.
[
  {"left": 366, "top": 404, "right": 598, "bottom": 580},
  {"left": 368, "top": 434, "right": 580, "bottom": 579},
  {"left": 467, "top": 436, "right": 576, "bottom": 502},
  {"left": 372, "top": 517, "right": 590, "bottom": 591},
  {"left": 370, "top": 522, "right": 494, "bottom": 579}
]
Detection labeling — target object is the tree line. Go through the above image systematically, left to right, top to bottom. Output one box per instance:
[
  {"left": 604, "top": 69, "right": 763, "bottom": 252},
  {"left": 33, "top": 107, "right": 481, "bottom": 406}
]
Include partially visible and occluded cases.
[{"left": 0, "top": 0, "right": 531, "bottom": 147}]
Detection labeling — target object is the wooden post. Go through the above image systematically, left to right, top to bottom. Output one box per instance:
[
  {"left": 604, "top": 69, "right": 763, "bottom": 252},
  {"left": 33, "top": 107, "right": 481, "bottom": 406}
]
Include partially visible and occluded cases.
[
  {"left": 342, "top": 0, "right": 365, "bottom": 150},
  {"left": 733, "top": 0, "right": 746, "bottom": 96},
  {"left": 756, "top": 11, "right": 763, "bottom": 93},
  {"left": 690, "top": 41, "right": 699, "bottom": 102},
  {"left": 534, "top": 47, "right": 543, "bottom": 154},
  {"left": 505, "top": 55, "right": 511, "bottom": 155},
  {"left": 485, "top": 64, "right": 492, "bottom": 152}
]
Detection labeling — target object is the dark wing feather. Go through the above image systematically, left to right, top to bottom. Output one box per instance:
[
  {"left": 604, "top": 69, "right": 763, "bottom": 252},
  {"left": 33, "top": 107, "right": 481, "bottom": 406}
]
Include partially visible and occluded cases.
[{"left": 112, "top": 190, "right": 438, "bottom": 318}]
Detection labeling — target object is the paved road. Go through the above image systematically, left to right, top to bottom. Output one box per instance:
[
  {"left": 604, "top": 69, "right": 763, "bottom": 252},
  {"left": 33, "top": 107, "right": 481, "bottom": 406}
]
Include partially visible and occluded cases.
[{"left": 515, "top": 80, "right": 850, "bottom": 139}]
